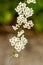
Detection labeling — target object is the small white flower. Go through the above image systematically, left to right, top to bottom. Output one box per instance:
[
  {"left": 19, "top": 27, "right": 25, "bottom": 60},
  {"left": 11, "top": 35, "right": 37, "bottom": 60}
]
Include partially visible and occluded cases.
[
  {"left": 27, "top": 0, "right": 36, "bottom": 4},
  {"left": 15, "top": 2, "right": 26, "bottom": 15},
  {"left": 24, "top": 7, "right": 34, "bottom": 18},
  {"left": 17, "top": 15, "right": 27, "bottom": 25},
  {"left": 23, "top": 20, "right": 34, "bottom": 29},
  {"left": 28, "top": 20, "right": 34, "bottom": 27},
  {"left": 23, "top": 22, "right": 31, "bottom": 29},
  {"left": 12, "top": 24, "right": 20, "bottom": 31},
  {"left": 23, "top": 24, "right": 31, "bottom": 29},
  {"left": 12, "top": 25, "right": 18, "bottom": 31},
  {"left": 17, "top": 30, "right": 24, "bottom": 37},
  {"left": 21, "top": 35, "right": 28, "bottom": 45},
  {"left": 9, "top": 36, "right": 20, "bottom": 46},
  {"left": 9, "top": 36, "right": 17, "bottom": 46},
  {"left": 9, "top": 38, "right": 15, "bottom": 46},
  {"left": 14, "top": 41, "right": 24, "bottom": 52},
  {"left": 14, "top": 53, "right": 19, "bottom": 57}
]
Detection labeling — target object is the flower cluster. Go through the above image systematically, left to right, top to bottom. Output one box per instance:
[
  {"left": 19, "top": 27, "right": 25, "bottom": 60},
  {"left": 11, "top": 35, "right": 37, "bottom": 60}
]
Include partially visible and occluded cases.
[
  {"left": 27, "top": 0, "right": 36, "bottom": 4},
  {"left": 9, "top": 1, "right": 36, "bottom": 57},
  {"left": 13, "top": 2, "right": 34, "bottom": 31},
  {"left": 15, "top": 2, "right": 34, "bottom": 18},
  {"left": 15, "top": 2, "right": 26, "bottom": 15},
  {"left": 12, "top": 15, "right": 34, "bottom": 31},
  {"left": 17, "top": 15, "right": 27, "bottom": 25},
  {"left": 23, "top": 20, "right": 34, "bottom": 29},
  {"left": 9, "top": 30, "right": 28, "bottom": 54}
]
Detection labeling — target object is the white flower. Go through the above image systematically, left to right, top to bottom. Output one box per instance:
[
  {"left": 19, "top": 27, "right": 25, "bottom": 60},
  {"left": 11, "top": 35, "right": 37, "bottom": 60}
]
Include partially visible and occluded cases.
[
  {"left": 27, "top": 0, "right": 36, "bottom": 4},
  {"left": 15, "top": 2, "right": 26, "bottom": 15},
  {"left": 24, "top": 7, "right": 34, "bottom": 18},
  {"left": 17, "top": 15, "right": 27, "bottom": 25},
  {"left": 23, "top": 20, "right": 34, "bottom": 29},
  {"left": 28, "top": 20, "right": 34, "bottom": 27},
  {"left": 23, "top": 22, "right": 31, "bottom": 29},
  {"left": 12, "top": 24, "right": 20, "bottom": 31},
  {"left": 23, "top": 24, "right": 31, "bottom": 29},
  {"left": 12, "top": 25, "right": 18, "bottom": 31},
  {"left": 17, "top": 30, "right": 24, "bottom": 37},
  {"left": 21, "top": 35, "right": 28, "bottom": 45},
  {"left": 9, "top": 36, "right": 20, "bottom": 46},
  {"left": 9, "top": 36, "right": 17, "bottom": 46},
  {"left": 9, "top": 38, "right": 15, "bottom": 46},
  {"left": 14, "top": 41, "right": 24, "bottom": 52},
  {"left": 14, "top": 53, "right": 19, "bottom": 57}
]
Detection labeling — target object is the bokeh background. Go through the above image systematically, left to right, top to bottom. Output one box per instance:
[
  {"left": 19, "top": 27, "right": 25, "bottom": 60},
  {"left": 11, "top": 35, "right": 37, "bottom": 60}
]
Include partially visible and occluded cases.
[{"left": 0, "top": 0, "right": 43, "bottom": 65}]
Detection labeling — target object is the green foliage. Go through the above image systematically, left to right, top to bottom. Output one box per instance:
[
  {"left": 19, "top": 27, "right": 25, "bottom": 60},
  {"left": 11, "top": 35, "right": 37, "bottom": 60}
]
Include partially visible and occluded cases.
[
  {"left": 0, "top": 0, "right": 24, "bottom": 24},
  {"left": 33, "top": 12, "right": 43, "bottom": 31}
]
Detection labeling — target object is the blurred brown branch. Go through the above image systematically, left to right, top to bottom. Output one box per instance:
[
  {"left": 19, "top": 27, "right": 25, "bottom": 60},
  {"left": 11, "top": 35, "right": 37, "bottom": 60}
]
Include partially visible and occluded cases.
[{"left": 0, "top": 25, "right": 14, "bottom": 33}]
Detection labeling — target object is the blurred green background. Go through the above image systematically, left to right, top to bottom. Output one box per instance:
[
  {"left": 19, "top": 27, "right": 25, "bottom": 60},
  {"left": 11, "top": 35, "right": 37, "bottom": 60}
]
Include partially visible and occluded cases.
[{"left": 0, "top": 0, "right": 43, "bottom": 31}]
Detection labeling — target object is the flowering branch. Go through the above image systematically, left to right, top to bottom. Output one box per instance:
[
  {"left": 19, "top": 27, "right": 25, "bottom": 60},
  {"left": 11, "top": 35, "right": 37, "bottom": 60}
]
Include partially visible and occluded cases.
[{"left": 9, "top": 0, "right": 36, "bottom": 58}]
